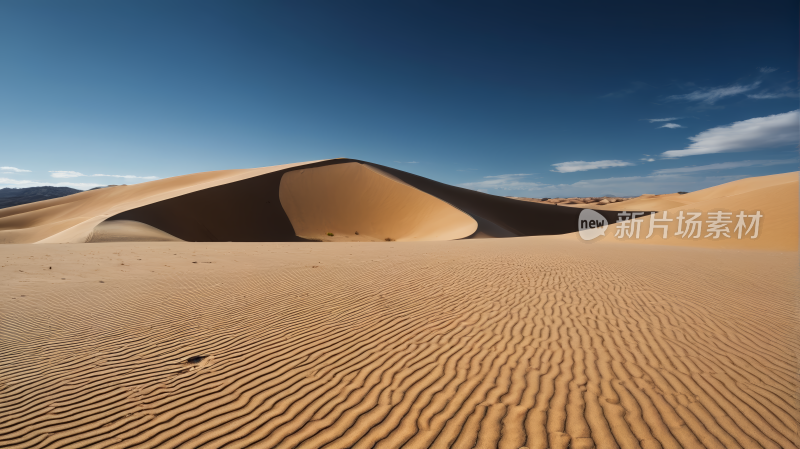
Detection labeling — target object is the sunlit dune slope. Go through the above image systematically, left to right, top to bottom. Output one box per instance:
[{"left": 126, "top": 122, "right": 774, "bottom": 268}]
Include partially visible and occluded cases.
[
  {"left": 0, "top": 159, "right": 634, "bottom": 244},
  {"left": 279, "top": 163, "right": 477, "bottom": 242},
  {"left": 596, "top": 172, "right": 798, "bottom": 251},
  {"left": 86, "top": 220, "right": 184, "bottom": 243}
]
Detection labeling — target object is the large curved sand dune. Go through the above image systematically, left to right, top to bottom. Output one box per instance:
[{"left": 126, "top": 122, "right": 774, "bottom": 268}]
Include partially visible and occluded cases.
[
  {"left": 0, "top": 159, "right": 638, "bottom": 244},
  {"left": 1, "top": 240, "right": 798, "bottom": 448}
]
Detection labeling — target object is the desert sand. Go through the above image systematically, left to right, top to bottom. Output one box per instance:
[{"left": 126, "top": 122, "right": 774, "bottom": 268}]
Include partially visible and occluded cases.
[{"left": 1, "top": 161, "right": 798, "bottom": 448}]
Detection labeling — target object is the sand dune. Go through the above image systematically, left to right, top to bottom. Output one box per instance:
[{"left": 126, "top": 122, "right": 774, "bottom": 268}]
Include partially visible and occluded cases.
[
  {"left": 0, "top": 159, "right": 639, "bottom": 244},
  {"left": 596, "top": 172, "right": 799, "bottom": 251},
  {"left": 1, "top": 240, "right": 797, "bottom": 448}
]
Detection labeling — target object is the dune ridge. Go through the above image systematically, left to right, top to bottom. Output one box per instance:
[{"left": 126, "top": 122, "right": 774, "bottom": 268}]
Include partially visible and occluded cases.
[{"left": 1, "top": 240, "right": 798, "bottom": 448}]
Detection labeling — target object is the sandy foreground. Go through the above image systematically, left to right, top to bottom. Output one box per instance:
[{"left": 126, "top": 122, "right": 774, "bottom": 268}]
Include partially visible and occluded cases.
[{"left": 2, "top": 238, "right": 798, "bottom": 449}]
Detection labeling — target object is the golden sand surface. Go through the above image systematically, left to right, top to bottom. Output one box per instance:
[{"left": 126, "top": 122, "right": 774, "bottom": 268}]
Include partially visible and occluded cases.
[{"left": 2, "top": 239, "right": 798, "bottom": 448}]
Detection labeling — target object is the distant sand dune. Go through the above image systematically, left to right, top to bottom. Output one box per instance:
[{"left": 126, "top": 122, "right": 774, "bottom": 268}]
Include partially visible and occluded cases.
[
  {"left": 596, "top": 172, "right": 798, "bottom": 251},
  {"left": 1, "top": 240, "right": 797, "bottom": 448}
]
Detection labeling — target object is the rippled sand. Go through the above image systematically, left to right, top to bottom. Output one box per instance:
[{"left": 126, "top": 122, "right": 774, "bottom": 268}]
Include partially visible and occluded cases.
[{"left": 2, "top": 238, "right": 797, "bottom": 448}]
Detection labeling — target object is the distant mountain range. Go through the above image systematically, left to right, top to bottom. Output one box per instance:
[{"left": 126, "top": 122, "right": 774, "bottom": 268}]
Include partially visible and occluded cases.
[{"left": 0, "top": 186, "right": 83, "bottom": 210}]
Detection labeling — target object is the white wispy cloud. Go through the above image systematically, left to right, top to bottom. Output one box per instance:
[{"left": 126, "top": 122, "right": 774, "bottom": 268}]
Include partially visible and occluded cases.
[
  {"left": 760, "top": 67, "right": 777, "bottom": 74},
  {"left": 667, "top": 82, "right": 761, "bottom": 104},
  {"left": 747, "top": 87, "right": 798, "bottom": 100},
  {"left": 662, "top": 110, "right": 799, "bottom": 157},
  {"left": 647, "top": 118, "right": 679, "bottom": 123},
  {"left": 659, "top": 123, "right": 683, "bottom": 129},
  {"left": 641, "top": 158, "right": 655, "bottom": 162},
  {"left": 651, "top": 159, "right": 799, "bottom": 175},
  {"left": 653, "top": 159, "right": 800, "bottom": 175},
  {"left": 551, "top": 160, "right": 634, "bottom": 173},
  {"left": 1, "top": 166, "right": 31, "bottom": 173},
  {"left": 49, "top": 171, "right": 157, "bottom": 180},
  {"left": 50, "top": 171, "right": 85, "bottom": 178},
  {"left": 91, "top": 174, "right": 158, "bottom": 179},
  {"left": 460, "top": 174, "right": 548, "bottom": 192},
  {"left": 0, "top": 178, "right": 102, "bottom": 189}
]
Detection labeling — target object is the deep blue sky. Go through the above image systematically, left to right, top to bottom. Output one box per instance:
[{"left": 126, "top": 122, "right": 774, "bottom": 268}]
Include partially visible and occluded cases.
[{"left": 1, "top": 0, "right": 797, "bottom": 196}]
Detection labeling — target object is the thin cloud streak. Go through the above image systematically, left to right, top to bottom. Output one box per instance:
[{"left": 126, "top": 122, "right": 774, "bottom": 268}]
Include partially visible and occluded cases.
[
  {"left": 667, "top": 82, "right": 760, "bottom": 104},
  {"left": 747, "top": 87, "right": 798, "bottom": 100},
  {"left": 651, "top": 159, "right": 799, "bottom": 175},
  {"left": 551, "top": 160, "right": 634, "bottom": 173},
  {"left": 0, "top": 166, "right": 31, "bottom": 173},
  {"left": 50, "top": 171, "right": 85, "bottom": 178},
  {"left": 92, "top": 174, "right": 158, "bottom": 179},
  {"left": 460, "top": 174, "right": 547, "bottom": 192}
]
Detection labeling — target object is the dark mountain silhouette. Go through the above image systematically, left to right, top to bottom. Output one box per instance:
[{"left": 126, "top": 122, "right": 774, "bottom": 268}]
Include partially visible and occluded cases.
[{"left": 0, "top": 186, "right": 83, "bottom": 210}]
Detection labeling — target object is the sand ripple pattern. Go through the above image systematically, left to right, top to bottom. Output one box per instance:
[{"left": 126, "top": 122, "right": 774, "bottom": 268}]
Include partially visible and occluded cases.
[{"left": 1, "top": 241, "right": 798, "bottom": 448}]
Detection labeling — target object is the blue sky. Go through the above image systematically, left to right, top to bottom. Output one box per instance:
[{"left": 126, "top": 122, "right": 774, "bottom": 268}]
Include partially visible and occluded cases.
[{"left": 1, "top": 1, "right": 797, "bottom": 196}]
